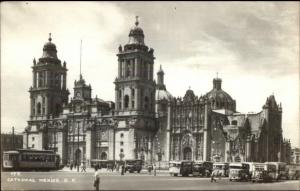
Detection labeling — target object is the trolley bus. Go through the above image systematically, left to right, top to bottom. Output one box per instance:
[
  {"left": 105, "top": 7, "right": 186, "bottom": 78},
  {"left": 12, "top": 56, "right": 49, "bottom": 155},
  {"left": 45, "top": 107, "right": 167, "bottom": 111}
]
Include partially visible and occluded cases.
[{"left": 2, "top": 149, "right": 61, "bottom": 171}]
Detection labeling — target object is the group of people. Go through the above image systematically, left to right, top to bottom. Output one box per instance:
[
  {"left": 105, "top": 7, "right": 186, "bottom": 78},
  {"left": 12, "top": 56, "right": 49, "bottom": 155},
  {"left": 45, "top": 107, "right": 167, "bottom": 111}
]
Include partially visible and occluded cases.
[
  {"left": 69, "top": 161, "right": 87, "bottom": 172},
  {"left": 147, "top": 163, "right": 157, "bottom": 176}
]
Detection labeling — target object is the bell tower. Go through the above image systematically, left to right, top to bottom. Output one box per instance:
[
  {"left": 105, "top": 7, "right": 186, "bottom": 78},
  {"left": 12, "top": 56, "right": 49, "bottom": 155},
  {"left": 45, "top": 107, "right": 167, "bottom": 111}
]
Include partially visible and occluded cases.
[
  {"left": 114, "top": 17, "right": 156, "bottom": 161},
  {"left": 115, "top": 17, "right": 156, "bottom": 116},
  {"left": 29, "top": 34, "right": 69, "bottom": 120}
]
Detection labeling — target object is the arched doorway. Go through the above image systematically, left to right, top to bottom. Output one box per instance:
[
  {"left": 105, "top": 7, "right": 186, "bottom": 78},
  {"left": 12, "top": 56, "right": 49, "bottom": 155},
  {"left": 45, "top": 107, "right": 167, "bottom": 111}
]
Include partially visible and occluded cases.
[
  {"left": 183, "top": 147, "right": 192, "bottom": 160},
  {"left": 75, "top": 149, "right": 82, "bottom": 166},
  {"left": 100, "top": 152, "right": 107, "bottom": 160}
]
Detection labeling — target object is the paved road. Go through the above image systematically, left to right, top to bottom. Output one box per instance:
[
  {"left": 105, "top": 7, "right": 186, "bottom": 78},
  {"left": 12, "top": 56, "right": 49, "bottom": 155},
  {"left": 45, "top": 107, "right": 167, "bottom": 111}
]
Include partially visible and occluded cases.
[{"left": 1, "top": 169, "right": 300, "bottom": 190}]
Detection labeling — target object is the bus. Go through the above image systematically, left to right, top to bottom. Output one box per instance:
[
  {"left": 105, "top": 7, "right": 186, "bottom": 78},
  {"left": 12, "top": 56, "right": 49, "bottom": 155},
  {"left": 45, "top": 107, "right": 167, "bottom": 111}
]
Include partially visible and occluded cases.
[
  {"left": 2, "top": 149, "right": 61, "bottom": 171},
  {"left": 169, "top": 160, "right": 193, "bottom": 177},
  {"left": 180, "top": 160, "right": 193, "bottom": 177},
  {"left": 169, "top": 161, "right": 181, "bottom": 176},
  {"left": 192, "top": 161, "right": 213, "bottom": 177},
  {"left": 213, "top": 162, "right": 229, "bottom": 177},
  {"left": 265, "top": 162, "right": 288, "bottom": 180},
  {"left": 229, "top": 163, "right": 250, "bottom": 181},
  {"left": 252, "top": 163, "right": 276, "bottom": 182},
  {"left": 287, "top": 164, "right": 300, "bottom": 180}
]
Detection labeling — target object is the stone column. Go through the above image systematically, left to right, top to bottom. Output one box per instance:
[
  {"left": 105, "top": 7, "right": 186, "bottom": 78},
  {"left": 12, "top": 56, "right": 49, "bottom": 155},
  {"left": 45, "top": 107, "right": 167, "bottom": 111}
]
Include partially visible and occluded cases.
[
  {"left": 135, "top": 58, "right": 138, "bottom": 77},
  {"left": 118, "top": 59, "right": 122, "bottom": 78},
  {"left": 33, "top": 71, "right": 37, "bottom": 88},
  {"left": 135, "top": 88, "right": 140, "bottom": 110},
  {"left": 115, "top": 89, "right": 118, "bottom": 110},
  {"left": 203, "top": 102, "right": 209, "bottom": 161},
  {"left": 166, "top": 104, "right": 171, "bottom": 161},
  {"left": 85, "top": 128, "right": 92, "bottom": 166},
  {"left": 246, "top": 138, "right": 251, "bottom": 162}
]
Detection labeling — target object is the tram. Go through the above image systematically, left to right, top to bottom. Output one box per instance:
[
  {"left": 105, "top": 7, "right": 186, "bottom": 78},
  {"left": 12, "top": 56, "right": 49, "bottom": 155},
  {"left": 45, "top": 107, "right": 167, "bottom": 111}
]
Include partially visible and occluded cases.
[{"left": 2, "top": 149, "right": 61, "bottom": 171}]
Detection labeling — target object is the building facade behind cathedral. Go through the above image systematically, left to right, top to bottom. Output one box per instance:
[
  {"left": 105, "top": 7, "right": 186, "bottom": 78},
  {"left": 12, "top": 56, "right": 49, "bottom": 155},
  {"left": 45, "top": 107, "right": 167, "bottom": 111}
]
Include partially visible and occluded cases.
[{"left": 23, "top": 19, "right": 291, "bottom": 166}]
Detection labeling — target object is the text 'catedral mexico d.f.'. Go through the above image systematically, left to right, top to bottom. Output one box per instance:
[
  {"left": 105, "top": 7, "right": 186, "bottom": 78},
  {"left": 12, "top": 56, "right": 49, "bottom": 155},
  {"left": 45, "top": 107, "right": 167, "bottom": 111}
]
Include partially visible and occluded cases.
[{"left": 23, "top": 18, "right": 291, "bottom": 168}]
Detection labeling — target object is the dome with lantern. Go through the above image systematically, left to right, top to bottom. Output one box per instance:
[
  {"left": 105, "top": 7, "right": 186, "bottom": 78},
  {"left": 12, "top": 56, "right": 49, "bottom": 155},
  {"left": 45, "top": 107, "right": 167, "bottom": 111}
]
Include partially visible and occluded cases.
[
  {"left": 41, "top": 33, "right": 58, "bottom": 59},
  {"left": 205, "top": 77, "right": 236, "bottom": 111}
]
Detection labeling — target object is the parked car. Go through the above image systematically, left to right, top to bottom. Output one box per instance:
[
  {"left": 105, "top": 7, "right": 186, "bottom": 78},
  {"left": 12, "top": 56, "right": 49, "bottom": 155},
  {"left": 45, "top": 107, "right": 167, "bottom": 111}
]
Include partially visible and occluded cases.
[
  {"left": 125, "top": 159, "right": 142, "bottom": 173},
  {"left": 192, "top": 161, "right": 213, "bottom": 177},
  {"left": 229, "top": 163, "right": 250, "bottom": 181}
]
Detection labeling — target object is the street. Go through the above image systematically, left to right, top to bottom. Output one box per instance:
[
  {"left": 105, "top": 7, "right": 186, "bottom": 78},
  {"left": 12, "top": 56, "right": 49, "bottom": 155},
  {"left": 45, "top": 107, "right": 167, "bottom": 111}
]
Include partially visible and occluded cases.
[{"left": 1, "top": 169, "right": 299, "bottom": 190}]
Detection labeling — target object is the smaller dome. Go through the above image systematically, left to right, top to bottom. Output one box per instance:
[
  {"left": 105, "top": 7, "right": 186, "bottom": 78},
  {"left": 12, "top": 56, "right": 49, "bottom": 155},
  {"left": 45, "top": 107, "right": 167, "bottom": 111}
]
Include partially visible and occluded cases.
[
  {"left": 128, "top": 16, "right": 145, "bottom": 45},
  {"left": 42, "top": 33, "right": 58, "bottom": 59},
  {"left": 156, "top": 89, "right": 172, "bottom": 101},
  {"left": 183, "top": 89, "right": 195, "bottom": 102}
]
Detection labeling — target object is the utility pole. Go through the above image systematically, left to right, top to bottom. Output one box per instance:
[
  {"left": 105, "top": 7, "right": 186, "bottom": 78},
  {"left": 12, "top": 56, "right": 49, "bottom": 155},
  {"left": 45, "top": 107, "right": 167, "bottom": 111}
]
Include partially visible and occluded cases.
[{"left": 77, "top": 121, "right": 80, "bottom": 172}]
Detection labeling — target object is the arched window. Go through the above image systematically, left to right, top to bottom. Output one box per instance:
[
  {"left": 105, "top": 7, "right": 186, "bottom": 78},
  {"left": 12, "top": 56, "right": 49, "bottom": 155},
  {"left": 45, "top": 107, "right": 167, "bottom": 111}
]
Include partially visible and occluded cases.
[
  {"left": 124, "top": 95, "right": 129, "bottom": 109},
  {"left": 144, "top": 96, "right": 149, "bottom": 110},
  {"left": 37, "top": 102, "right": 41, "bottom": 115},
  {"left": 100, "top": 152, "right": 107, "bottom": 160}
]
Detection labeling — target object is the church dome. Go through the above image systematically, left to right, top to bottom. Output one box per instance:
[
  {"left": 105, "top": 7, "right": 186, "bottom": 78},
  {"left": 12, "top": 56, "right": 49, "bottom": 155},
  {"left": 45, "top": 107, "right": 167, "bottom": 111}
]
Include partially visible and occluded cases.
[
  {"left": 128, "top": 16, "right": 145, "bottom": 45},
  {"left": 41, "top": 33, "right": 58, "bottom": 59},
  {"left": 206, "top": 78, "right": 236, "bottom": 111},
  {"left": 156, "top": 89, "right": 172, "bottom": 101},
  {"left": 183, "top": 89, "right": 195, "bottom": 102}
]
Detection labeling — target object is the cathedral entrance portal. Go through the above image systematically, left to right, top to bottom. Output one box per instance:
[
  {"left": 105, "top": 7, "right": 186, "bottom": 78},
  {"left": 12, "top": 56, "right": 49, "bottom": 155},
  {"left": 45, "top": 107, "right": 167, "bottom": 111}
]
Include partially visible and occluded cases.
[
  {"left": 183, "top": 147, "right": 192, "bottom": 160},
  {"left": 75, "top": 149, "right": 82, "bottom": 166},
  {"left": 100, "top": 152, "right": 107, "bottom": 160}
]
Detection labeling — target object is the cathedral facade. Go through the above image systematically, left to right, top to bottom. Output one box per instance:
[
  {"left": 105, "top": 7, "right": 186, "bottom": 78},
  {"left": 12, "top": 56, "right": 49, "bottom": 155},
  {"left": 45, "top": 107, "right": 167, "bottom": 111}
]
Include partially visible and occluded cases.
[{"left": 23, "top": 19, "right": 291, "bottom": 167}]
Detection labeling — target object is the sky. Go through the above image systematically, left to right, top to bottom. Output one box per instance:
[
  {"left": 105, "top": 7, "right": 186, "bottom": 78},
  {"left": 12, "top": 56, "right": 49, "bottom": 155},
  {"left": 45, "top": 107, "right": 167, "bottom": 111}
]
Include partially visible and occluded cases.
[{"left": 1, "top": 1, "right": 299, "bottom": 147}]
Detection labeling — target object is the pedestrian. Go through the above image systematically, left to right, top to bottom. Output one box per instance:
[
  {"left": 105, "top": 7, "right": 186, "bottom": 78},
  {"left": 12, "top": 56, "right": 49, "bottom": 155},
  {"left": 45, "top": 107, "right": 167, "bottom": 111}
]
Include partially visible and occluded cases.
[
  {"left": 70, "top": 162, "right": 73, "bottom": 171},
  {"left": 81, "top": 162, "right": 86, "bottom": 172},
  {"left": 116, "top": 163, "right": 119, "bottom": 172},
  {"left": 121, "top": 164, "right": 125, "bottom": 175},
  {"left": 148, "top": 164, "right": 152, "bottom": 175},
  {"left": 153, "top": 164, "right": 156, "bottom": 176},
  {"left": 94, "top": 167, "right": 101, "bottom": 191},
  {"left": 211, "top": 169, "right": 218, "bottom": 182}
]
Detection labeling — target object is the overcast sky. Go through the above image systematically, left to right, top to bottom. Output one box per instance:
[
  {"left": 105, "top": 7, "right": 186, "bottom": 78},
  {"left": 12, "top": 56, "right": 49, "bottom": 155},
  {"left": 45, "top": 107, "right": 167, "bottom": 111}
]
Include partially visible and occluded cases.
[{"left": 1, "top": 1, "right": 299, "bottom": 147}]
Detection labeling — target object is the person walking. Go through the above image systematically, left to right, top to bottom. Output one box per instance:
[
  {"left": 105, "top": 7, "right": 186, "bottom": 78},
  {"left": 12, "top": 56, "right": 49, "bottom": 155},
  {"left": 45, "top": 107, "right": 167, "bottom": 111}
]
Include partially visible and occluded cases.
[
  {"left": 81, "top": 161, "right": 86, "bottom": 172},
  {"left": 70, "top": 162, "right": 73, "bottom": 171},
  {"left": 121, "top": 164, "right": 125, "bottom": 175},
  {"left": 148, "top": 164, "right": 152, "bottom": 175},
  {"left": 153, "top": 164, "right": 156, "bottom": 176},
  {"left": 94, "top": 168, "right": 101, "bottom": 191},
  {"left": 211, "top": 169, "right": 218, "bottom": 182}
]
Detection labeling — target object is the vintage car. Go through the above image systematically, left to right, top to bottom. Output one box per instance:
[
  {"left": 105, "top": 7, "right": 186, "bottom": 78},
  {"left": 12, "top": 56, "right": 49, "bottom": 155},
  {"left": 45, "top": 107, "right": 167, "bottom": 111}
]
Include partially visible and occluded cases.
[
  {"left": 125, "top": 159, "right": 143, "bottom": 173},
  {"left": 169, "top": 161, "right": 181, "bottom": 176},
  {"left": 192, "top": 161, "right": 213, "bottom": 177},
  {"left": 229, "top": 163, "right": 250, "bottom": 181}
]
